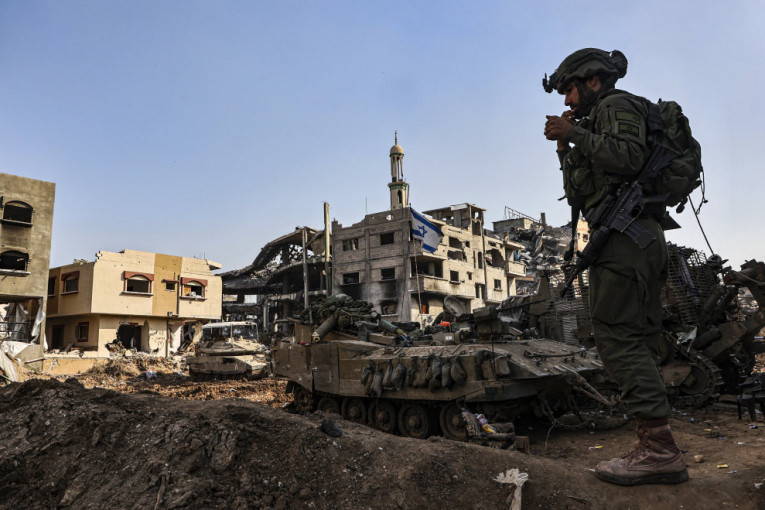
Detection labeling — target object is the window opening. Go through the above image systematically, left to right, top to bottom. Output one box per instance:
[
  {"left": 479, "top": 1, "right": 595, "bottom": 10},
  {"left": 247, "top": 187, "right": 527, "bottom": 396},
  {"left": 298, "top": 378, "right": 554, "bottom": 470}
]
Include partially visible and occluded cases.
[
  {"left": 2, "top": 201, "right": 33, "bottom": 224},
  {"left": 380, "top": 232, "right": 395, "bottom": 245},
  {"left": 342, "top": 238, "right": 359, "bottom": 251},
  {"left": 0, "top": 251, "right": 29, "bottom": 271},
  {"left": 411, "top": 260, "right": 443, "bottom": 278},
  {"left": 380, "top": 268, "right": 395, "bottom": 280},
  {"left": 342, "top": 272, "right": 360, "bottom": 285},
  {"left": 63, "top": 275, "right": 79, "bottom": 293},
  {"left": 125, "top": 276, "right": 151, "bottom": 293},
  {"left": 183, "top": 282, "right": 204, "bottom": 298},
  {"left": 76, "top": 323, "right": 89, "bottom": 342}
]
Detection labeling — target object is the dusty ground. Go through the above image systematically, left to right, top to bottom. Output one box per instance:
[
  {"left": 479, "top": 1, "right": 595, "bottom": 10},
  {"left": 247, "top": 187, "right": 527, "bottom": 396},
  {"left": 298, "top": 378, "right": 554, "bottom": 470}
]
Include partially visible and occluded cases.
[{"left": 0, "top": 357, "right": 764, "bottom": 509}]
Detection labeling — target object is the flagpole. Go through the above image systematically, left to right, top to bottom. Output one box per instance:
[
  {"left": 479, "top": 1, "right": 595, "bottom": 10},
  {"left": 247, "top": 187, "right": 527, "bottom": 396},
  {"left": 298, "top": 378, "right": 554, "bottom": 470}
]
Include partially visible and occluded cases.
[
  {"left": 404, "top": 208, "right": 411, "bottom": 322},
  {"left": 411, "top": 239, "right": 424, "bottom": 326}
]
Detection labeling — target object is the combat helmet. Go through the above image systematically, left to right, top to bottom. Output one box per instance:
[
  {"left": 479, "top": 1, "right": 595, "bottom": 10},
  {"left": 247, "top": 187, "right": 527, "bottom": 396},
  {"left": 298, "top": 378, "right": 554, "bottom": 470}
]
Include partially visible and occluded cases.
[{"left": 543, "top": 49, "right": 628, "bottom": 94}]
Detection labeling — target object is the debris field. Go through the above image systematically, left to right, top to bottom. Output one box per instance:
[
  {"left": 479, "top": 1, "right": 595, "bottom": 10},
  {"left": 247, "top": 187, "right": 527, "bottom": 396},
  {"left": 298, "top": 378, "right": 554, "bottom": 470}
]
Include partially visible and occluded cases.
[{"left": 0, "top": 357, "right": 764, "bottom": 510}]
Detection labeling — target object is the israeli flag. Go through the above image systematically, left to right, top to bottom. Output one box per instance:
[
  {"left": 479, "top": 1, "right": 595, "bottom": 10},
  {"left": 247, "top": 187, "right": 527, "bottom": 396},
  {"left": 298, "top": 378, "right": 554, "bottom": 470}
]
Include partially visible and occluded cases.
[{"left": 411, "top": 209, "right": 443, "bottom": 253}]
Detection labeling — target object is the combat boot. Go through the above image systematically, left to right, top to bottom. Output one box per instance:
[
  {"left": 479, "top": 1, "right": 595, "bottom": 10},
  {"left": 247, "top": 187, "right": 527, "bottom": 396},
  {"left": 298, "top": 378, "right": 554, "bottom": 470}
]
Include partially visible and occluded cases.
[{"left": 595, "top": 417, "right": 689, "bottom": 486}]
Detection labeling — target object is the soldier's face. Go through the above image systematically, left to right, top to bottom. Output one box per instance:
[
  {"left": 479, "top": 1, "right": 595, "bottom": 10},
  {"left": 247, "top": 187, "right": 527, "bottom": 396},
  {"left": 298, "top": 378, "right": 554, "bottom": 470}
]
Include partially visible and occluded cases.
[
  {"left": 564, "top": 77, "right": 600, "bottom": 119},
  {"left": 563, "top": 82, "right": 580, "bottom": 114}
]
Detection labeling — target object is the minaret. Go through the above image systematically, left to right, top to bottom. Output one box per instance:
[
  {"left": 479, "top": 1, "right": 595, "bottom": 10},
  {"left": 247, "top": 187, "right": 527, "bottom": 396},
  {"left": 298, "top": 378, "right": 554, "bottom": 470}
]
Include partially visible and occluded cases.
[{"left": 388, "top": 132, "right": 409, "bottom": 210}]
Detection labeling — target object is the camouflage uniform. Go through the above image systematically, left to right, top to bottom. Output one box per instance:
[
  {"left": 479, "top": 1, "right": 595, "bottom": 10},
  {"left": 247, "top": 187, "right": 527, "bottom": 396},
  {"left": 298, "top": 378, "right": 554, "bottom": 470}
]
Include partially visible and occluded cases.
[
  {"left": 545, "top": 48, "right": 687, "bottom": 486},
  {"left": 558, "top": 90, "right": 670, "bottom": 419}
]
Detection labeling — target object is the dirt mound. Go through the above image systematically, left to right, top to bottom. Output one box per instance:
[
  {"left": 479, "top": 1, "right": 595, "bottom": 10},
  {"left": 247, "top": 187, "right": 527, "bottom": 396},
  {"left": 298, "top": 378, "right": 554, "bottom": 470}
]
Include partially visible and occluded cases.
[
  {"left": 83, "top": 355, "right": 178, "bottom": 379},
  {"left": 77, "top": 360, "right": 291, "bottom": 407},
  {"left": 1, "top": 378, "right": 764, "bottom": 510}
]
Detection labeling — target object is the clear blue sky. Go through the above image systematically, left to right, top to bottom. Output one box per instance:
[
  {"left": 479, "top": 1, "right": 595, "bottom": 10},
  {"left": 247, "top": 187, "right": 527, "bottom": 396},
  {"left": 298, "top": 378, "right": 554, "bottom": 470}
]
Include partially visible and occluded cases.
[{"left": 1, "top": 1, "right": 763, "bottom": 271}]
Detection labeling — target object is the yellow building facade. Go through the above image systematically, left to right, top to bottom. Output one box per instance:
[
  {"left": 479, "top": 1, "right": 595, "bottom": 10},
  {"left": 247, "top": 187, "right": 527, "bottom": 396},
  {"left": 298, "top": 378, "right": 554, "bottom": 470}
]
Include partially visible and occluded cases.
[{"left": 46, "top": 249, "right": 222, "bottom": 356}]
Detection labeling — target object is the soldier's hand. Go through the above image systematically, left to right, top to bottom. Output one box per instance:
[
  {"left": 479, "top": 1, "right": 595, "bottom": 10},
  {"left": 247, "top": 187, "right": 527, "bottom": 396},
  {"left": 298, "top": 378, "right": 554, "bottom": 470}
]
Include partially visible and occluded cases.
[{"left": 545, "top": 115, "right": 573, "bottom": 141}]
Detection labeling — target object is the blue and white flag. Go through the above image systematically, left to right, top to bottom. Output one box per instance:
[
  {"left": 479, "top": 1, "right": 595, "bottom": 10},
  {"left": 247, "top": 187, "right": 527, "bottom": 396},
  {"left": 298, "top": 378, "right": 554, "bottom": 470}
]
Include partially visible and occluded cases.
[{"left": 411, "top": 208, "right": 443, "bottom": 253}]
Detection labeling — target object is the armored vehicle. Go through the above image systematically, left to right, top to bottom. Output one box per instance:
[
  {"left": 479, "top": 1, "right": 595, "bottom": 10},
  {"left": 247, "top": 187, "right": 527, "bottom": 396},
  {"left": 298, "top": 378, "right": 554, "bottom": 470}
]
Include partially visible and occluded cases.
[
  {"left": 486, "top": 245, "right": 765, "bottom": 406},
  {"left": 273, "top": 320, "right": 608, "bottom": 440},
  {"left": 187, "top": 321, "right": 268, "bottom": 380}
]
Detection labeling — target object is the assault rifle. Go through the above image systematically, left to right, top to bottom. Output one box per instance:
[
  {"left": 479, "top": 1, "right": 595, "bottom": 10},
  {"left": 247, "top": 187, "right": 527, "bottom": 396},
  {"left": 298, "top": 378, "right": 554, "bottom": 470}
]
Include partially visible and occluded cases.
[{"left": 559, "top": 144, "right": 677, "bottom": 297}]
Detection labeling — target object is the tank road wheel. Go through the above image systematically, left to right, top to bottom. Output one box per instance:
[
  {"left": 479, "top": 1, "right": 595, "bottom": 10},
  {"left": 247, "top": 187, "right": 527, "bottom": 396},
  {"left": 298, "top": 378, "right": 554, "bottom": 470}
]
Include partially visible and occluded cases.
[
  {"left": 680, "top": 364, "right": 711, "bottom": 396},
  {"left": 293, "top": 386, "right": 314, "bottom": 414},
  {"left": 317, "top": 396, "right": 341, "bottom": 415},
  {"left": 342, "top": 397, "right": 368, "bottom": 424},
  {"left": 370, "top": 400, "right": 398, "bottom": 434},
  {"left": 439, "top": 403, "right": 468, "bottom": 441},
  {"left": 398, "top": 404, "right": 433, "bottom": 439}
]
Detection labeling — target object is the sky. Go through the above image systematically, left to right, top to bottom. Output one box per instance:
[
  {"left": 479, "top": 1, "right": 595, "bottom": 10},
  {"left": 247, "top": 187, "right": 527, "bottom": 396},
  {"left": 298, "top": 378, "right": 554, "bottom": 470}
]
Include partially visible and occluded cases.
[{"left": 1, "top": 1, "right": 764, "bottom": 272}]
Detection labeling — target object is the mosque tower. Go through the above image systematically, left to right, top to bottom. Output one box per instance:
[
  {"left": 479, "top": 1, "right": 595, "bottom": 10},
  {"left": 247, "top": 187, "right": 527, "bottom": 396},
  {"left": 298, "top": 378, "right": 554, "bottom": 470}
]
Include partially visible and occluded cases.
[{"left": 388, "top": 132, "right": 410, "bottom": 210}]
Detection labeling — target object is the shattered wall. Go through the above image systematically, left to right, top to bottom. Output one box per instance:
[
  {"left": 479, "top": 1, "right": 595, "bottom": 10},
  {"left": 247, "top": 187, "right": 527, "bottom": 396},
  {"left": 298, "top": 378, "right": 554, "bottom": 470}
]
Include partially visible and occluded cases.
[
  {"left": 0, "top": 172, "right": 56, "bottom": 354},
  {"left": 492, "top": 216, "right": 579, "bottom": 294}
]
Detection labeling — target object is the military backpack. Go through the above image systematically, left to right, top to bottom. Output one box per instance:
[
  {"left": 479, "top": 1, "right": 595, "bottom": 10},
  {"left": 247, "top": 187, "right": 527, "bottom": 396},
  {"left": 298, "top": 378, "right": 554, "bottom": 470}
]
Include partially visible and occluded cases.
[{"left": 640, "top": 98, "right": 703, "bottom": 213}]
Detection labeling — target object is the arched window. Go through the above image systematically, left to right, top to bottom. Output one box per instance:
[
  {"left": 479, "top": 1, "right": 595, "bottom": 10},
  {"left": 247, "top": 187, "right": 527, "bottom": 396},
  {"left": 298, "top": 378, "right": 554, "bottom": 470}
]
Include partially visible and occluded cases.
[
  {"left": 2, "top": 201, "right": 33, "bottom": 225},
  {"left": 0, "top": 251, "right": 29, "bottom": 271},
  {"left": 123, "top": 271, "right": 154, "bottom": 294},
  {"left": 62, "top": 272, "right": 80, "bottom": 293},
  {"left": 126, "top": 276, "right": 151, "bottom": 293},
  {"left": 181, "top": 278, "right": 207, "bottom": 299}
]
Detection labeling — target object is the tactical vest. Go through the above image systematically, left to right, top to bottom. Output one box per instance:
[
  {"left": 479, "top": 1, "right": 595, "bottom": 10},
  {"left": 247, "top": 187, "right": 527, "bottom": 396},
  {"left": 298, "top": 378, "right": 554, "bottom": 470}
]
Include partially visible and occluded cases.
[{"left": 561, "top": 90, "right": 648, "bottom": 212}]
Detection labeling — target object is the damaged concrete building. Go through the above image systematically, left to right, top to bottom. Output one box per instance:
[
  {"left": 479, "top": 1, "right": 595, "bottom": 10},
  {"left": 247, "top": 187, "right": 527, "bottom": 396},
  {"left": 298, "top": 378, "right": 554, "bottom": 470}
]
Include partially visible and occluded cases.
[
  {"left": 331, "top": 138, "right": 526, "bottom": 324},
  {"left": 0, "top": 172, "right": 55, "bottom": 369},
  {"left": 492, "top": 207, "right": 592, "bottom": 295},
  {"left": 219, "top": 227, "right": 329, "bottom": 332},
  {"left": 46, "top": 249, "right": 221, "bottom": 357}
]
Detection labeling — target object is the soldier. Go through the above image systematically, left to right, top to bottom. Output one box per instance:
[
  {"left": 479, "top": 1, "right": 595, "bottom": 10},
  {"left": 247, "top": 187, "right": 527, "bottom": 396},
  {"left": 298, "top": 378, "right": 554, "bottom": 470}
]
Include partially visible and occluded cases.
[{"left": 543, "top": 49, "right": 689, "bottom": 485}]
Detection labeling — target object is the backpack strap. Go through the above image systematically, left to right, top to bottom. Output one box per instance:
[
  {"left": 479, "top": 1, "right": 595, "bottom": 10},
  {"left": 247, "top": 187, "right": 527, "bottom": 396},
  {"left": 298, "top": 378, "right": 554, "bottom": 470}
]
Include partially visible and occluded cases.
[{"left": 644, "top": 100, "right": 664, "bottom": 136}]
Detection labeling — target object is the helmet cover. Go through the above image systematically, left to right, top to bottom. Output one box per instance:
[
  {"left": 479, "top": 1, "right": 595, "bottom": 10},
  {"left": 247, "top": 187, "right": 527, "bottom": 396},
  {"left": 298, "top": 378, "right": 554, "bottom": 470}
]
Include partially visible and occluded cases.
[{"left": 543, "top": 49, "right": 627, "bottom": 93}]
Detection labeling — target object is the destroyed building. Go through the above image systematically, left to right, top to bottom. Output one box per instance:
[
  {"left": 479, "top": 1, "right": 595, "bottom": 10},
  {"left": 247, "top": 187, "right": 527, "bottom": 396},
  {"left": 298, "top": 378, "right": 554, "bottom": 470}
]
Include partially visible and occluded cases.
[
  {"left": 331, "top": 138, "right": 526, "bottom": 324},
  {"left": 0, "top": 172, "right": 55, "bottom": 368},
  {"left": 492, "top": 207, "right": 591, "bottom": 295},
  {"left": 219, "top": 227, "right": 329, "bottom": 332},
  {"left": 45, "top": 249, "right": 222, "bottom": 357}
]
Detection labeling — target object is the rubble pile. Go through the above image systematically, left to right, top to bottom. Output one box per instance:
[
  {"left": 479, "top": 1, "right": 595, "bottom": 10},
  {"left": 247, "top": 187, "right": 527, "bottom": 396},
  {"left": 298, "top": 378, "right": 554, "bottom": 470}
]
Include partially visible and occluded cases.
[
  {"left": 502, "top": 224, "right": 572, "bottom": 293},
  {"left": 0, "top": 344, "right": 48, "bottom": 383},
  {"left": 83, "top": 354, "right": 180, "bottom": 380},
  {"left": 1, "top": 375, "right": 763, "bottom": 509},
  {"left": 0, "top": 378, "right": 513, "bottom": 509}
]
